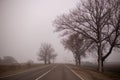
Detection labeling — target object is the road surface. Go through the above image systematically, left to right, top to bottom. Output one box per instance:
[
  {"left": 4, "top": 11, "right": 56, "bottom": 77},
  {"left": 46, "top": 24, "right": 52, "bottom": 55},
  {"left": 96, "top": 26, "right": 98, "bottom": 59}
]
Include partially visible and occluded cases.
[{"left": 0, "top": 64, "right": 81, "bottom": 80}]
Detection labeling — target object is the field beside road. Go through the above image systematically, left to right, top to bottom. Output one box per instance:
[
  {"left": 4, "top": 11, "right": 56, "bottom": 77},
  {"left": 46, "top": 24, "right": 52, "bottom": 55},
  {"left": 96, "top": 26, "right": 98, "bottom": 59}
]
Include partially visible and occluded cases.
[
  {"left": 0, "top": 63, "right": 48, "bottom": 77},
  {"left": 68, "top": 63, "right": 120, "bottom": 80}
]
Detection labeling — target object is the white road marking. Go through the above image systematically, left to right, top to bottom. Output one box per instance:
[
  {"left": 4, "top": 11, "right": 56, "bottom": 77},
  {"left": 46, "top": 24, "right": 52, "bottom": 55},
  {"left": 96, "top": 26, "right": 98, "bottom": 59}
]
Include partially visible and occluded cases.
[
  {"left": 0, "top": 65, "right": 51, "bottom": 78},
  {"left": 35, "top": 65, "right": 57, "bottom": 80},
  {"left": 65, "top": 65, "right": 85, "bottom": 80}
]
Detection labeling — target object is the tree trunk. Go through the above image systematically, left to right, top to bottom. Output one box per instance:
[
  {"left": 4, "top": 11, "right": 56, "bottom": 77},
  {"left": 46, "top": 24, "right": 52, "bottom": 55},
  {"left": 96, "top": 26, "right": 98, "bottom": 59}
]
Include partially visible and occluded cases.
[
  {"left": 98, "top": 45, "right": 103, "bottom": 72},
  {"left": 75, "top": 54, "right": 78, "bottom": 65},
  {"left": 78, "top": 56, "right": 81, "bottom": 66},
  {"left": 45, "top": 58, "right": 47, "bottom": 64},
  {"left": 75, "top": 58, "right": 78, "bottom": 65},
  {"left": 98, "top": 58, "right": 103, "bottom": 72},
  {"left": 45, "top": 60, "right": 46, "bottom": 64},
  {"left": 48, "top": 60, "right": 51, "bottom": 64}
]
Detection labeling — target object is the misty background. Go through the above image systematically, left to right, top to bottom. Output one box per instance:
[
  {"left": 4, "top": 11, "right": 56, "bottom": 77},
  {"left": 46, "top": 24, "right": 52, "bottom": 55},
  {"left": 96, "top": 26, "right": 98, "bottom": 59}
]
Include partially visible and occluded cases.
[{"left": 0, "top": 0, "right": 119, "bottom": 63}]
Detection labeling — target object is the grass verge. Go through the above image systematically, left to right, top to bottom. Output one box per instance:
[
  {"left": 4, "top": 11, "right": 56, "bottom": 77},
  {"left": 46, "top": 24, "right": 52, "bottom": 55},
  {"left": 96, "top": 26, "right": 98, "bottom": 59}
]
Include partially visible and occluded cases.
[{"left": 0, "top": 64, "right": 47, "bottom": 77}]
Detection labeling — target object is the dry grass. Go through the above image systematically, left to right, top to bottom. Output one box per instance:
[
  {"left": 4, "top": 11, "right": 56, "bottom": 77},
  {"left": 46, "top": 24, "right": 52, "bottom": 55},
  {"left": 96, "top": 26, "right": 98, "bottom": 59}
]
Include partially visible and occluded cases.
[
  {"left": 0, "top": 64, "right": 46, "bottom": 77},
  {"left": 67, "top": 64, "right": 120, "bottom": 80}
]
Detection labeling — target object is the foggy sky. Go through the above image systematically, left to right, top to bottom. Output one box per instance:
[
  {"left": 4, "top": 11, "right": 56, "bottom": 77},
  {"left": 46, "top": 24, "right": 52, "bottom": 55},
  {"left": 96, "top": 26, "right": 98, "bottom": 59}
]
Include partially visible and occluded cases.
[{"left": 0, "top": 0, "right": 120, "bottom": 63}]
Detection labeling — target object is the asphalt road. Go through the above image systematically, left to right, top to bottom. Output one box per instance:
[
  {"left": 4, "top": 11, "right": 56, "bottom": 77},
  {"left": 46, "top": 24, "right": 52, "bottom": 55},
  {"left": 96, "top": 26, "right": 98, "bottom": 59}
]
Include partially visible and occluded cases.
[{"left": 0, "top": 64, "right": 81, "bottom": 80}]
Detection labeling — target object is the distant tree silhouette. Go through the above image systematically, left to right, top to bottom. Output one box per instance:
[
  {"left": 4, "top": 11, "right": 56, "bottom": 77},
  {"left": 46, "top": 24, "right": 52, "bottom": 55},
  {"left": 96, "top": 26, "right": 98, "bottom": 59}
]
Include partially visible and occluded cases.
[
  {"left": 62, "top": 33, "right": 91, "bottom": 65},
  {"left": 38, "top": 43, "right": 57, "bottom": 64},
  {"left": 51, "top": 53, "right": 57, "bottom": 63},
  {"left": 0, "top": 56, "right": 18, "bottom": 65},
  {"left": 26, "top": 60, "right": 34, "bottom": 67}
]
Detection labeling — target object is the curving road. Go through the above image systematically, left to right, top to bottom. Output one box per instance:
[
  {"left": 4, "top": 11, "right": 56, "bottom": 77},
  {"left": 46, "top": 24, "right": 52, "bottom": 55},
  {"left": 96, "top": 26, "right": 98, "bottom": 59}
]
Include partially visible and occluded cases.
[{"left": 0, "top": 64, "right": 81, "bottom": 80}]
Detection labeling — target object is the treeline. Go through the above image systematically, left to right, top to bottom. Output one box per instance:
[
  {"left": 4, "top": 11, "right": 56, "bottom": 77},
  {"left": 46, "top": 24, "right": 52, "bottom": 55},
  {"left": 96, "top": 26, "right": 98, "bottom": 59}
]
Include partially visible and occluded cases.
[
  {"left": 53, "top": 0, "right": 120, "bottom": 72},
  {"left": 0, "top": 56, "right": 18, "bottom": 65},
  {"left": 0, "top": 56, "right": 34, "bottom": 67}
]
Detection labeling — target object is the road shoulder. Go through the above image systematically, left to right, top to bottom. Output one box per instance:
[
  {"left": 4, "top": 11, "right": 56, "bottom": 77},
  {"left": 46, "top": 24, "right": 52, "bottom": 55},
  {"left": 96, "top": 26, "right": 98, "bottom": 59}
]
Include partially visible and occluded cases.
[{"left": 66, "top": 64, "right": 112, "bottom": 80}]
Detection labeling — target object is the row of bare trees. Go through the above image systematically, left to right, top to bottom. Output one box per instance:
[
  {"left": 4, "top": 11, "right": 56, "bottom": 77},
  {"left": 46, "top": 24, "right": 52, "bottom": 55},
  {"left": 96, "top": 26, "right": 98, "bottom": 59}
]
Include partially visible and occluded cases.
[
  {"left": 53, "top": 0, "right": 120, "bottom": 72},
  {"left": 38, "top": 43, "right": 57, "bottom": 64}
]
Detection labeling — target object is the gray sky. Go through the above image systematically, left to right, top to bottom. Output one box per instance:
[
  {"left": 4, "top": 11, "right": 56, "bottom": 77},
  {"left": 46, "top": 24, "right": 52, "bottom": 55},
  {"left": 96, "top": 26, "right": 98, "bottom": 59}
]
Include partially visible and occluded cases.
[
  {"left": 0, "top": 0, "right": 120, "bottom": 63},
  {"left": 0, "top": 0, "right": 79, "bottom": 63}
]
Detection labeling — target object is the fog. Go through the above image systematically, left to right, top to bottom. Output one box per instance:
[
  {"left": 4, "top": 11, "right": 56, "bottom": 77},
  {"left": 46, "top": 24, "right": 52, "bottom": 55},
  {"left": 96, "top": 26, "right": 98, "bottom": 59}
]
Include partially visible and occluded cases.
[{"left": 0, "top": 0, "right": 120, "bottom": 63}]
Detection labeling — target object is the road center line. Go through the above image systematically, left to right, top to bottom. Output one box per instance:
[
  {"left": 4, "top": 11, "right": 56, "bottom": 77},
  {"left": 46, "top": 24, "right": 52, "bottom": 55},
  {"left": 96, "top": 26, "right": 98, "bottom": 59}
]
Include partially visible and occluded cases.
[
  {"left": 0, "top": 65, "right": 51, "bottom": 78},
  {"left": 35, "top": 65, "right": 57, "bottom": 80},
  {"left": 65, "top": 65, "right": 85, "bottom": 80}
]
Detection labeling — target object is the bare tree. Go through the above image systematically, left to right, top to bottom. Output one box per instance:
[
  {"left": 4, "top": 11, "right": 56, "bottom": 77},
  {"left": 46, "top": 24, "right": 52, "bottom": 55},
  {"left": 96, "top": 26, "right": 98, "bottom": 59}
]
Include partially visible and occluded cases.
[
  {"left": 54, "top": 0, "right": 120, "bottom": 72},
  {"left": 62, "top": 33, "right": 92, "bottom": 65},
  {"left": 38, "top": 43, "right": 56, "bottom": 64},
  {"left": 51, "top": 53, "right": 57, "bottom": 63},
  {"left": 26, "top": 60, "right": 34, "bottom": 67}
]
